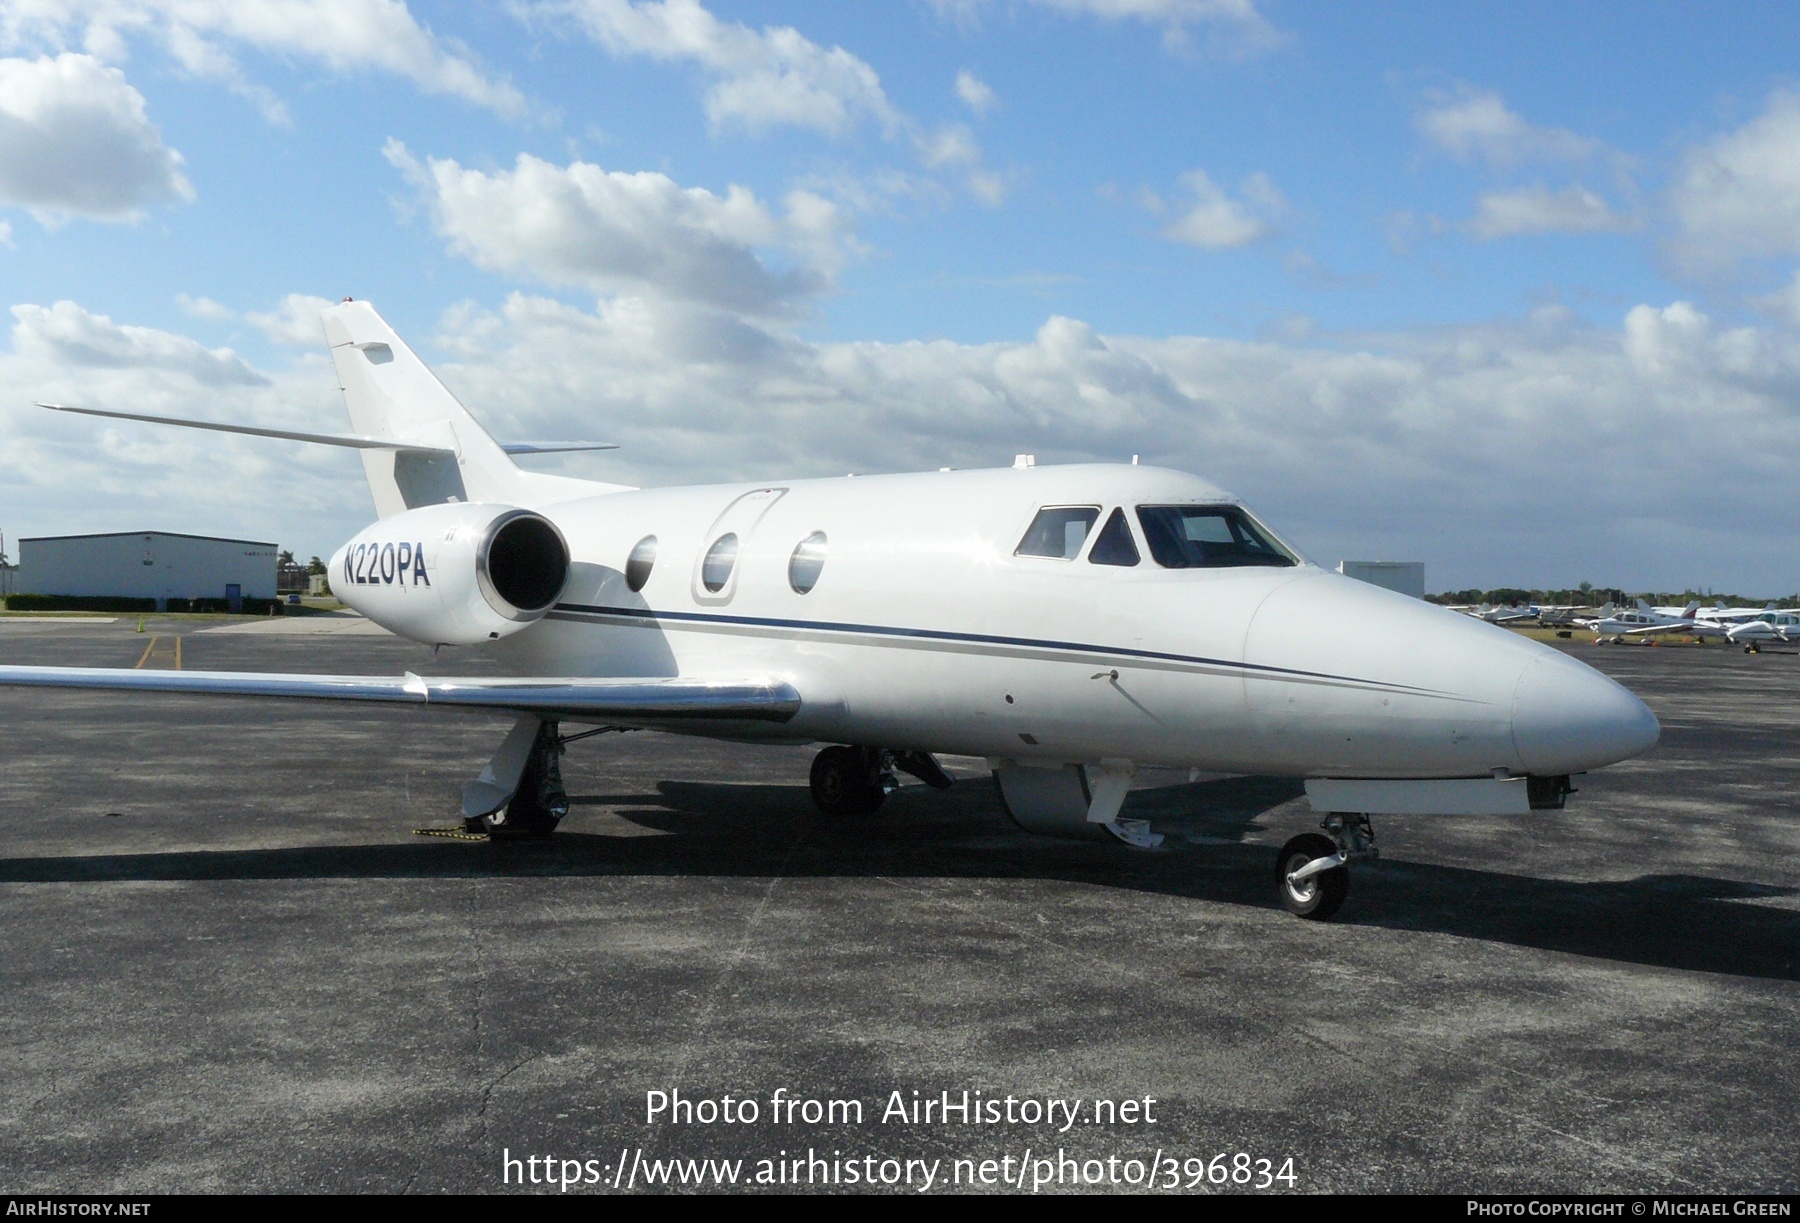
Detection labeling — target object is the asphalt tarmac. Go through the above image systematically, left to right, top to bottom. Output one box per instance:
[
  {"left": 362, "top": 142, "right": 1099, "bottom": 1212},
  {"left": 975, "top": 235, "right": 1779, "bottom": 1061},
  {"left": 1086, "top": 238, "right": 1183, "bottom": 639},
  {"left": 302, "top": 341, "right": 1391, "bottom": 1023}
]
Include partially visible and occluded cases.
[{"left": 0, "top": 617, "right": 1794, "bottom": 1194}]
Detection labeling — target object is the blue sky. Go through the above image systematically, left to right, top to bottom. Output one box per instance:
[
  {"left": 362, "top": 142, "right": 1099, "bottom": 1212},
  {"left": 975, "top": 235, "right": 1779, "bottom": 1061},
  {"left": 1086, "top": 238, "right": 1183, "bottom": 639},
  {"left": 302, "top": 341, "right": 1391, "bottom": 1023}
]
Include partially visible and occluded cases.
[{"left": 3, "top": 1, "right": 1800, "bottom": 592}]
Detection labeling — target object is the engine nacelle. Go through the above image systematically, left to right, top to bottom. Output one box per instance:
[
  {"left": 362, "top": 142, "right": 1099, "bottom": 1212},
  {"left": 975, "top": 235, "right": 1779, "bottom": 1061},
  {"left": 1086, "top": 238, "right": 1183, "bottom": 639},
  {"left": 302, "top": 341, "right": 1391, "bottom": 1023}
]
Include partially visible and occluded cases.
[{"left": 330, "top": 502, "right": 569, "bottom": 645}]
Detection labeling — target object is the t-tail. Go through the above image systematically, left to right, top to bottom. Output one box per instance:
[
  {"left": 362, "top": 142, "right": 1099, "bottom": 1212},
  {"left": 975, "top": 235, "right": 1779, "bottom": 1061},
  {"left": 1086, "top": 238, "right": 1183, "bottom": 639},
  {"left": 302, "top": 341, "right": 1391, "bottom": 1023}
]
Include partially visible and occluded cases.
[
  {"left": 39, "top": 299, "right": 628, "bottom": 521},
  {"left": 322, "top": 300, "right": 627, "bottom": 518}
]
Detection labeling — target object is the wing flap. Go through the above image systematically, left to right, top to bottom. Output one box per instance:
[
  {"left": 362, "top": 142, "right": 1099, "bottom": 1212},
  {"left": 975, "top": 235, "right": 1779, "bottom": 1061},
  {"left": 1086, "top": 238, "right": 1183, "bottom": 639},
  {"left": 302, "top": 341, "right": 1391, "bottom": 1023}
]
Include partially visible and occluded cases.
[{"left": 0, "top": 666, "right": 801, "bottom": 724}]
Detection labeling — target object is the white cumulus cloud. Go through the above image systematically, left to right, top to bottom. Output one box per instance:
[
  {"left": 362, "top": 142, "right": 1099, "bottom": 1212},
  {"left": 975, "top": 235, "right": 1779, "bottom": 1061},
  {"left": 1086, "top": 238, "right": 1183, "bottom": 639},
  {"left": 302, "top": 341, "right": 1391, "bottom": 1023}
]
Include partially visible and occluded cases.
[
  {"left": 0, "top": 0, "right": 526, "bottom": 122},
  {"left": 541, "top": 0, "right": 898, "bottom": 136},
  {"left": 930, "top": 0, "right": 1283, "bottom": 54},
  {"left": 536, "top": 1, "right": 1004, "bottom": 207},
  {"left": 0, "top": 52, "right": 189, "bottom": 222},
  {"left": 955, "top": 69, "right": 995, "bottom": 115},
  {"left": 1417, "top": 86, "right": 1600, "bottom": 167},
  {"left": 1669, "top": 88, "right": 1800, "bottom": 271},
  {"left": 916, "top": 122, "right": 1006, "bottom": 206},
  {"left": 386, "top": 142, "right": 851, "bottom": 315},
  {"left": 1159, "top": 169, "right": 1284, "bottom": 249},
  {"left": 1466, "top": 185, "right": 1633, "bottom": 240},
  {"left": 1754, "top": 270, "right": 1800, "bottom": 328},
  {"left": 8, "top": 291, "right": 1800, "bottom": 590},
  {"left": 398, "top": 291, "right": 1800, "bottom": 591},
  {"left": 175, "top": 293, "right": 235, "bottom": 320},
  {"left": 247, "top": 293, "right": 337, "bottom": 345},
  {"left": 1, "top": 299, "right": 370, "bottom": 555},
  {"left": 14, "top": 299, "right": 261, "bottom": 384}
]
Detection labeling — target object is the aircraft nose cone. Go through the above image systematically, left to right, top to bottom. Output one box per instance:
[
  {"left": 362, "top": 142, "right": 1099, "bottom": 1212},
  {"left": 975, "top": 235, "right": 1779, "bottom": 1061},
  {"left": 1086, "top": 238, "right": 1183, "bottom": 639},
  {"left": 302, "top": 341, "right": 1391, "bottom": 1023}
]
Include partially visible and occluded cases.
[{"left": 1511, "top": 653, "right": 1659, "bottom": 775}]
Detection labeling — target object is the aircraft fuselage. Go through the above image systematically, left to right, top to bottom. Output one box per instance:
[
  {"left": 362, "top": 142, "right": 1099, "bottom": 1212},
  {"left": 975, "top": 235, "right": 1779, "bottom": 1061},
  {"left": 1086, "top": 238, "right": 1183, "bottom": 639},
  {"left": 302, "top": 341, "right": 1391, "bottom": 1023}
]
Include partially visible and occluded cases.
[{"left": 409, "top": 462, "right": 1664, "bottom": 781}]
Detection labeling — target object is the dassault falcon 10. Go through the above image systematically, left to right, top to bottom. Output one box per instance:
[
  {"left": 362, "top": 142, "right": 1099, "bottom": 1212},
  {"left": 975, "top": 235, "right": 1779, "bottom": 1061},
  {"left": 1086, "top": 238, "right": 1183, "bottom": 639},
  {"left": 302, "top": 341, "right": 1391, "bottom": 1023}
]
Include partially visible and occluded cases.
[{"left": 5, "top": 300, "right": 1661, "bottom": 920}]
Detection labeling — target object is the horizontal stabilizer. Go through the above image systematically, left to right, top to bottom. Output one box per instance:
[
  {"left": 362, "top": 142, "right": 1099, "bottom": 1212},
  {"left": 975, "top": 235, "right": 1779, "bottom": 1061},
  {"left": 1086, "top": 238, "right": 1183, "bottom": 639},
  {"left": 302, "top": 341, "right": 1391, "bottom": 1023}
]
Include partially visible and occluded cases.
[
  {"left": 39, "top": 403, "right": 452, "bottom": 454},
  {"left": 501, "top": 441, "right": 619, "bottom": 454},
  {"left": 0, "top": 666, "right": 801, "bottom": 725}
]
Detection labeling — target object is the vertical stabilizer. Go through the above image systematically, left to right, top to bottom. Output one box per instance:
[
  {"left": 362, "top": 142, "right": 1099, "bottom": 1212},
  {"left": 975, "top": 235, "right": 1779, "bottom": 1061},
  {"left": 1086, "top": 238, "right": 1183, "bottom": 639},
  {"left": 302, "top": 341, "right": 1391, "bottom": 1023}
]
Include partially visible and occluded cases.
[{"left": 321, "top": 300, "right": 624, "bottom": 518}]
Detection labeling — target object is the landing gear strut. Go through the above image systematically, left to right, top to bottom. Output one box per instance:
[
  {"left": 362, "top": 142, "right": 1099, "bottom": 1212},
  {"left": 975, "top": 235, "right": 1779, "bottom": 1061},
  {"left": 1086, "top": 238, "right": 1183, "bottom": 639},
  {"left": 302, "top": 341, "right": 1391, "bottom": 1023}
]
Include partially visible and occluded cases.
[
  {"left": 476, "top": 720, "right": 570, "bottom": 837},
  {"left": 1275, "top": 813, "right": 1376, "bottom": 921}
]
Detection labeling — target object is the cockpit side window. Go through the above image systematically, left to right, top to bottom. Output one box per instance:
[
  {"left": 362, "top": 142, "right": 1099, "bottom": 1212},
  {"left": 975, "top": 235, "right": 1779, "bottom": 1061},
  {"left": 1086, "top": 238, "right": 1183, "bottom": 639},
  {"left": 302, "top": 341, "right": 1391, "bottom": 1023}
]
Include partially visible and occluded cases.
[
  {"left": 1135, "top": 505, "right": 1296, "bottom": 569},
  {"left": 1016, "top": 506, "right": 1100, "bottom": 559},
  {"left": 1087, "top": 507, "right": 1140, "bottom": 567}
]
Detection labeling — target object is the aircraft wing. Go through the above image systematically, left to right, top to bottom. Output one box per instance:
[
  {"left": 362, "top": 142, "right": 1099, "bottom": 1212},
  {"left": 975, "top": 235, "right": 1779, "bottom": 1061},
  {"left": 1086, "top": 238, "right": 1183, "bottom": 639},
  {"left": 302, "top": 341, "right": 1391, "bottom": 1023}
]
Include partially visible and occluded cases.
[
  {"left": 1623, "top": 623, "right": 1699, "bottom": 636},
  {"left": 0, "top": 666, "right": 801, "bottom": 724}
]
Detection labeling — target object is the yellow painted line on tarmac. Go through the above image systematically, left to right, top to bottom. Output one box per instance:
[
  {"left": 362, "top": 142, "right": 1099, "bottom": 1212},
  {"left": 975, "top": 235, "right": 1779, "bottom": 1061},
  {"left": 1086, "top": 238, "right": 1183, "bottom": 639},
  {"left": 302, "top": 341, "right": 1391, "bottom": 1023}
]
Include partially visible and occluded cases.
[{"left": 132, "top": 635, "right": 183, "bottom": 670}]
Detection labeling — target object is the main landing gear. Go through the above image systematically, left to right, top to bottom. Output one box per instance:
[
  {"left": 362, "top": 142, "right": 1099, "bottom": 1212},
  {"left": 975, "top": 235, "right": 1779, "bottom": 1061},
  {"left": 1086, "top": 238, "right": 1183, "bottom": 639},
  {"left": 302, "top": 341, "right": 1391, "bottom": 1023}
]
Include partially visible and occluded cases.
[
  {"left": 462, "top": 717, "right": 599, "bottom": 838},
  {"left": 808, "top": 745, "right": 954, "bottom": 816},
  {"left": 1276, "top": 813, "right": 1377, "bottom": 921}
]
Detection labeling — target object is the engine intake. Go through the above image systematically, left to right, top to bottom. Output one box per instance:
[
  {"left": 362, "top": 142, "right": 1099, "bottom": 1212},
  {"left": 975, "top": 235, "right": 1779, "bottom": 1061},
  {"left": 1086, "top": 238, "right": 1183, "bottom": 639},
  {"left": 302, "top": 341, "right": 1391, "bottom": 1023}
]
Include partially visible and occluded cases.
[{"left": 480, "top": 511, "right": 570, "bottom": 618}]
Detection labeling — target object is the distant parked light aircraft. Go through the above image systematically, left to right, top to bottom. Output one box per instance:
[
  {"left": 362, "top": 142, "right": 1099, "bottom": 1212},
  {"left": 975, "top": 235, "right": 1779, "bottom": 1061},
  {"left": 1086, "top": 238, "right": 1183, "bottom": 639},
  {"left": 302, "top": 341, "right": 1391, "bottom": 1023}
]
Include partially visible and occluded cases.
[
  {"left": 4, "top": 301, "right": 1661, "bottom": 920},
  {"left": 1577, "top": 600, "right": 1702, "bottom": 642},
  {"left": 1676, "top": 601, "right": 1779, "bottom": 644},
  {"left": 1453, "top": 603, "right": 1538, "bottom": 624},
  {"left": 1724, "top": 611, "right": 1800, "bottom": 651}
]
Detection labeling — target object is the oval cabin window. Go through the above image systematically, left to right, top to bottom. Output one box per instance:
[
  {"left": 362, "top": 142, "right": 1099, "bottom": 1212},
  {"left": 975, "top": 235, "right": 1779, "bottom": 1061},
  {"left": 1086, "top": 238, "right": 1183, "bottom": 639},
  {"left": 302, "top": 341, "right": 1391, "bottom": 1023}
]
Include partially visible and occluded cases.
[
  {"left": 788, "top": 532, "right": 827, "bottom": 594},
  {"left": 701, "top": 533, "right": 739, "bottom": 593},
  {"left": 625, "top": 535, "right": 657, "bottom": 592}
]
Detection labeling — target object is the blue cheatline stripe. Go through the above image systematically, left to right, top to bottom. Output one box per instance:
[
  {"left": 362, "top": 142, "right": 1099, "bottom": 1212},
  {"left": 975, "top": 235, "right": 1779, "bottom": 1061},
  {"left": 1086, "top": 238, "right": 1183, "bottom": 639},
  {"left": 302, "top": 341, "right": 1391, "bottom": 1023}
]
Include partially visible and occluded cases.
[{"left": 550, "top": 602, "right": 1451, "bottom": 697}]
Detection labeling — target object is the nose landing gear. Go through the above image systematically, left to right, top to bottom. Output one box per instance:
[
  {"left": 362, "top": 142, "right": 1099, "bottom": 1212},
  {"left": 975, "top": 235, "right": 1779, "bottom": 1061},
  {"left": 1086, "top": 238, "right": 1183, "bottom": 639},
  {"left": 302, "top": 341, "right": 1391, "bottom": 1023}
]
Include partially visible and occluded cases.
[{"left": 1276, "top": 813, "right": 1376, "bottom": 921}]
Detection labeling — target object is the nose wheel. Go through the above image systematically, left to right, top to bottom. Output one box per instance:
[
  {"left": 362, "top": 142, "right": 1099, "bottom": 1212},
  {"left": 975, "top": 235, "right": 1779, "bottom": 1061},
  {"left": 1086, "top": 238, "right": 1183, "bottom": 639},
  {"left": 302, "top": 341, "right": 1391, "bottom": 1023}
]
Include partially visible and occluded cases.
[
  {"left": 1275, "top": 813, "right": 1375, "bottom": 921},
  {"left": 1276, "top": 834, "right": 1347, "bottom": 919}
]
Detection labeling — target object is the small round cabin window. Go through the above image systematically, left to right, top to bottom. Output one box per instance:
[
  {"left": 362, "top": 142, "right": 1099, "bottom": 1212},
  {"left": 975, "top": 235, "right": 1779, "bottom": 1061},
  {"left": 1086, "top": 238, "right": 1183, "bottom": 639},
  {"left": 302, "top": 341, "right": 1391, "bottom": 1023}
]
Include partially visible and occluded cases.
[
  {"left": 788, "top": 532, "right": 827, "bottom": 594},
  {"left": 701, "top": 533, "right": 739, "bottom": 593},
  {"left": 625, "top": 535, "right": 657, "bottom": 592}
]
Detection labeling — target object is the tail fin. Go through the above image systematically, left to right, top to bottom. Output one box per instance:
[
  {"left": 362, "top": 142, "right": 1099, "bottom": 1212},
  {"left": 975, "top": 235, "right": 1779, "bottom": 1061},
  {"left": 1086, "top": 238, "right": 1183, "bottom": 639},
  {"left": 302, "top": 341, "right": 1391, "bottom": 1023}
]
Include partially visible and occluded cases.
[{"left": 322, "top": 301, "right": 625, "bottom": 518}]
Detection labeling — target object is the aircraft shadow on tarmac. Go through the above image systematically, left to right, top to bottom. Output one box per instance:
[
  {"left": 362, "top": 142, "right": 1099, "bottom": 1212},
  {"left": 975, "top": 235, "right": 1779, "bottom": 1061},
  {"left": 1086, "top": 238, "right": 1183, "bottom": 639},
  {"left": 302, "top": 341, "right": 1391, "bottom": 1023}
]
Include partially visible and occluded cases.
[{"left": 3, "top": 776, "right": 1794, "bottom": 982}]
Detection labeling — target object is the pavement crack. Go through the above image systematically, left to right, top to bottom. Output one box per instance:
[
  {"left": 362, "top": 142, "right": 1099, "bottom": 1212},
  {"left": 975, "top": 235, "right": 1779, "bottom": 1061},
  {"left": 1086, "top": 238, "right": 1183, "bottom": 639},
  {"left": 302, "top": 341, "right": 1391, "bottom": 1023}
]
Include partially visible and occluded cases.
[
  {"left": 660, "top": 820, "right": 813, "bottom": 1088},
  {"left": 474, "top": 1054, "right": 541, "bottom": 1143}
]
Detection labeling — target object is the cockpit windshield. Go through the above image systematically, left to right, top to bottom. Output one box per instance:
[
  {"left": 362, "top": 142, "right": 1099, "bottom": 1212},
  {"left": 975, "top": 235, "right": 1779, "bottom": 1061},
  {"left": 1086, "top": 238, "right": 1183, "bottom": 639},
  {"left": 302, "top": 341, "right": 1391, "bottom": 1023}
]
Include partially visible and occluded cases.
[{"left": 1135, "top": 505, "right": 1296, "bottom": 569}]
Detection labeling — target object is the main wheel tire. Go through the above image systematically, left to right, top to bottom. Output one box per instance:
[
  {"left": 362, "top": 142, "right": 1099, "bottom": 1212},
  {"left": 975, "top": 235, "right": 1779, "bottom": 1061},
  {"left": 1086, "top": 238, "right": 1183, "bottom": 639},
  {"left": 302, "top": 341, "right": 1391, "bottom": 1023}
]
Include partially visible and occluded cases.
[
  {"left": 487, "top": 736, "right": 568, "bottom": 838},
  {"left": 810, "top": 746, "right": 885, "bottom": 816},
  {"left": 490, "top": 788, "right": 563, "bottom": 837},
  {"left": 1276, "top": 833, "right": 1348, "bottom": 921}
]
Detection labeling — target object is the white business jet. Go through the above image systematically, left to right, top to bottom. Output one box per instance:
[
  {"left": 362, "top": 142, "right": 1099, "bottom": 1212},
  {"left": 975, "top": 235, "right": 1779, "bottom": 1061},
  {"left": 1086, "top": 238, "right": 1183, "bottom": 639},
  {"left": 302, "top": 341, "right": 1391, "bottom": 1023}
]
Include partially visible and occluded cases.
[{"left": 3, "top": 301, "right": 1660, "bottom": 920}]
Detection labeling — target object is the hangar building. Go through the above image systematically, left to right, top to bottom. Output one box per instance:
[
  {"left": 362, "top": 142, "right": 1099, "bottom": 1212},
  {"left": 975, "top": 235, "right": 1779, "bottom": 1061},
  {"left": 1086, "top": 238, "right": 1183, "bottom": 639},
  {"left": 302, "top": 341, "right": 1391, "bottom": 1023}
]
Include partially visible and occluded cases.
[
  {"left": 15, "top": 532, "right": 278, "bottom": 610},
  {"left": 1339, "top": 560, "right": 1426, "bottom": 599}
]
